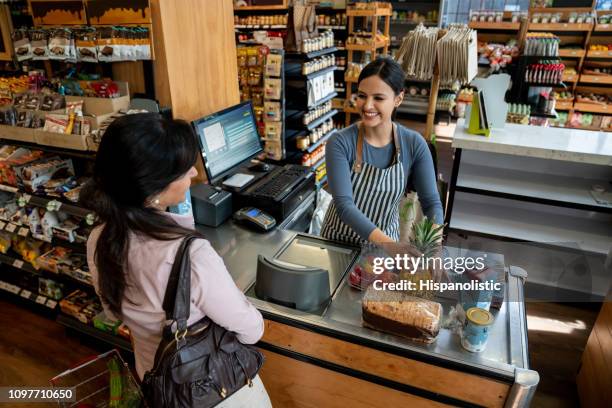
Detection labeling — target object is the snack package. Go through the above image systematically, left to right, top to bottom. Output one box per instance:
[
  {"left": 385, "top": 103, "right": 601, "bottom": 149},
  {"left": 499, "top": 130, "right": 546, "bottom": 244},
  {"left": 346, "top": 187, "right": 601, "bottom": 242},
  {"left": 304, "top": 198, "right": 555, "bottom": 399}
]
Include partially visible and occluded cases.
[
  {"left": 96, "top": 26, "right": 118, "bottom": 62},
  {"left": 12, "top": 28, "right": 32, "bottom": 61},
  {"left": 48, "top": 28, "right": 71, "bottom": 60},
  {"left": 75, "top": 28, "right": 98, "bottom": 62},
  {"left": 30, "top": 29, "right": 49, "bottom": 60},
  {"left": 265, "top": 53, "right": 283, "bottom": 77},
  {"left": 264, "top": 78, "right": 282, "bottom": 100},
  {"left": 24, "top": 93, "right": 42, "bottom": 110},
  {"left": 40, "top": 94, "right": 65, "bottom": 111},
  {"left": 65, "top": 100, "right": 83, "bottom": 115},
  {"left": 264, "top": 101, "right": 281, "bottom": 121},
  {"left": 0, "top": 106, "right": 17, "bottom": 126},
  {"left": 15, "top": 109, "right": 33, "bottom": 128},
  {"left": 43, "top": 114, "right": 69, "bottom": 133},
  {"left": 0, "top": 148, "right": 45, "bottom": 186},
  {"left": 15, "top": 156, "right": 75, "bottom": 193},
  {"left": 52, "top": 218, "right": 80, "bottom": 243},
  {"left": 0, "top": 231, "right": 12, "bottom": 253},
  {"left": 35, "top": 246, "right": 71, "bottom": 273},
  {"left": 38, "top": 277, "right": 64, "bottom": 300},
  {"left": 59, "top": 289, "right": 102, "bottom": 323},
  {"left": 93, "top": 311, "right": 122, "bottom": 333}
]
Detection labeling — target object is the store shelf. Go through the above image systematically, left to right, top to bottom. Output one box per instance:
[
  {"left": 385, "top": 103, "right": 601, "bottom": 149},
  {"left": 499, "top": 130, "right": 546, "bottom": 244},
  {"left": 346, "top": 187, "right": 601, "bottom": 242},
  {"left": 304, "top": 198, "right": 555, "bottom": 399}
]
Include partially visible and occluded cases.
[
  {"left": 234, "top": 4, "right": 288, "bottom": 11},
  {"left": 347, "top": 7, "right": 392, "bottom": 17},
  {"left": 392, "top": 20, "right": 438, "bottom": 26},
  {"left": 469, "top": 21, "right": 520, "bottom": 30},
  {"left": 528, "top": 22, "right": 593, "bottom": 32},
  {"left": 594, "top": 23, "right": 612, "bottom": 32},
  {"left": 234, "top": 25, "right": 287, "bottom": 30},
  {"left": 319, "top": 25, "right": 346, "bottom": 30},
  {"left": 346, "top": 40, "right": 389, "bottom": 51},
  {"left": 304, "top": 47, "right": 338, "bottom": 59},
  {"left": 559, "top": 49, "right": 585, "bottom": 58},
  {"left": 586, "top": 50, "right": 612, "bottom": 59},
  {"left": 286, "top": 65, "right": 336, "bottom": 81},
  {"left": 335, "top": 66, "right": 345, "bottom": 71},
  {"left": 562, "top": 73, "right": 578, "bottom": 83},
  {"left": 579, "top": 74, "right": 612, "bottom": 85},
  {"left": 525, "top": 81, "right": 564, "bottom": 87},
  {"left": 335, "top": 87, "right": 346, "bottom": 93},
  {"left": 310, "top": 91, "right": 338, "bottom": 109},
  {"left": 555, "top": 100, "right": 574, "bottom": 110},
  {"left": 573, "top": 102, "right": 612, "bottom": 114},
  {"left": 305, "top": 109, "right": 338, "bottom": 131},
  {"left": 304, "top": 129, "right": 335, "bottom": 153},
  {"left": 310, "top": 156, "right": 326, "bottom": 171},
  {"left": 457, "top": 163, "right": 612, "bottom": 211},
  {"left": 0, "top": 183, "right": 93, "bottom": 219},
  {"left": 450, "top": 192, "right": 612, "bottom": 255},
  {"left": 0, "top": 252, "right": 92, "bottom": 288},
  {"left": 0, "top": 281, "right": 58, "bottom": 311},
  {"left": 57, "top": 314, "right": 132, "bottom": 352}
]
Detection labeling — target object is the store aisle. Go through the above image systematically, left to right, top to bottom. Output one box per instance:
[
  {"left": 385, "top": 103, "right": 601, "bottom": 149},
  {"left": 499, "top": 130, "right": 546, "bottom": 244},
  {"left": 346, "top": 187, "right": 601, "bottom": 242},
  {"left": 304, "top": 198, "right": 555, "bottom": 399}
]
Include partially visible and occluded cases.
[{"left": 0, "top": 298, "right": 99, "bottom": 408}]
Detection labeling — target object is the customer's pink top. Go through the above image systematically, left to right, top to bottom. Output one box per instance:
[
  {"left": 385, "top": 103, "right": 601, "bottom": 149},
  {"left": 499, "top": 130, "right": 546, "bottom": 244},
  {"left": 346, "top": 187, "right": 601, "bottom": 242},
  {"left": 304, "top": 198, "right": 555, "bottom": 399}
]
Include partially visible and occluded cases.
[{"left": 87, "top": 212, "right": 264, "bottom": 379}]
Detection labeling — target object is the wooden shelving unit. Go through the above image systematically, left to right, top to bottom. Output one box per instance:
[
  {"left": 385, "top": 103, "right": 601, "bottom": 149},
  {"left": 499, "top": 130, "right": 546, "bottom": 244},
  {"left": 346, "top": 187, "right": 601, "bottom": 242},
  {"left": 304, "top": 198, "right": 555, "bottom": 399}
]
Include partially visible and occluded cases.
[
  {"left": 234, "top": 0, "right": 288, "bottom": 11},
  {"left": 343, "top": 2, "right": 391, "bottom": 126},
  {"left": 468, "top": 21, "right": 520, "bottom": 31}
]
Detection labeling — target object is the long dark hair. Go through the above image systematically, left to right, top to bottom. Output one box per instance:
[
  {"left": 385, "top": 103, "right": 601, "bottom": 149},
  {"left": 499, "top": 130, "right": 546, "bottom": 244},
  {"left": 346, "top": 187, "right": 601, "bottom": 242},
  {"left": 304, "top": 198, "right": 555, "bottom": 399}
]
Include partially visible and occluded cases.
[
  {"left": 357, "top": 57, "right": 405, "bottom": 95},
  {"left": 80, "top": 113, "right": 199, "bottom": 316}
]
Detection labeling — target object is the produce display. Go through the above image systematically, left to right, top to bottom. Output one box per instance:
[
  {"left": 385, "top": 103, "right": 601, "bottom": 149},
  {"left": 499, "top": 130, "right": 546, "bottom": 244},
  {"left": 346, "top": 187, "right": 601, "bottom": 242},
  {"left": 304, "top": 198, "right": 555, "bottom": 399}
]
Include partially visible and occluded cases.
[
  {"left": 346, "top": 31, "right": 389, "bottom": 46},
  {"left": 582, "top": 67, "right": 612, "bottom": 76},
  {"left": 554, "top": 91, "right": 574, "bottom": 103},
  {"left": 507, "top": 103, "right": 531, "bottom": 124}
]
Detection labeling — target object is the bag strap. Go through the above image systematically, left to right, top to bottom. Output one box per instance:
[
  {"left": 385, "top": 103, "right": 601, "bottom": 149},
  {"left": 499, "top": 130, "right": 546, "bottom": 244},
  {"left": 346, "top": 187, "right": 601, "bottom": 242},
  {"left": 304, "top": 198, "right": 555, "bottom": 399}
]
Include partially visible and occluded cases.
[{"left": 162, "top": 234, "right": 201, "bottom": 333}]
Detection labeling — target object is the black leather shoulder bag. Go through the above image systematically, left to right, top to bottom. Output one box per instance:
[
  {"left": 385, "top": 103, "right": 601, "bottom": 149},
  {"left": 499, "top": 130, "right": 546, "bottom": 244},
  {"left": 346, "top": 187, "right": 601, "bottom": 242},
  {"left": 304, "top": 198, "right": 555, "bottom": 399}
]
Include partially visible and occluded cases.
[{"left": 142, "top": 235, "right": 264, "bottom": 407}]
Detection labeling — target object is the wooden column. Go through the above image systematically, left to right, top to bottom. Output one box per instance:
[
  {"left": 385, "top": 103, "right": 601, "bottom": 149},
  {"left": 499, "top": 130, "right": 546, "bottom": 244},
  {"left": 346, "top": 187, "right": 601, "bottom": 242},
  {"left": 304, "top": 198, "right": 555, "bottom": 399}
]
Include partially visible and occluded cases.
[{"left": 150, "top": 0, "right": 240, "bottom": 181}]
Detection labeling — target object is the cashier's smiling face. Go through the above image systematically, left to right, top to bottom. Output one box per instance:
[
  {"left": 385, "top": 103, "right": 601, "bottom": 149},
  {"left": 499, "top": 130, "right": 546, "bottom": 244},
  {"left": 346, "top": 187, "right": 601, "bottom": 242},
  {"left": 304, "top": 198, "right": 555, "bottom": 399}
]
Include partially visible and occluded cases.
[{"left": 357, "top": 75, "right": 403, "bottom": 127}]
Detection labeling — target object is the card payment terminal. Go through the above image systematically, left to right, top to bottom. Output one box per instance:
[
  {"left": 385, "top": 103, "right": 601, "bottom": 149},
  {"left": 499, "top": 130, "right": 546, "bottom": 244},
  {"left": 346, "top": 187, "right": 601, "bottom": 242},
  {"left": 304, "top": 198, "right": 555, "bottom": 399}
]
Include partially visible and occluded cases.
[{"left": 234, "top": 207, "right": 276, "bottom": 231}]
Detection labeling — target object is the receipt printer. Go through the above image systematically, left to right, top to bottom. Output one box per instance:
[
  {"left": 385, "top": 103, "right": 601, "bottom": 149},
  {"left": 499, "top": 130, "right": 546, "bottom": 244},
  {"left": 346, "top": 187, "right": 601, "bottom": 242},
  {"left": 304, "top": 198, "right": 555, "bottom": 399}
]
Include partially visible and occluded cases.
[{"left": 190, "top": 184, "right": 232, "bottom": 227}]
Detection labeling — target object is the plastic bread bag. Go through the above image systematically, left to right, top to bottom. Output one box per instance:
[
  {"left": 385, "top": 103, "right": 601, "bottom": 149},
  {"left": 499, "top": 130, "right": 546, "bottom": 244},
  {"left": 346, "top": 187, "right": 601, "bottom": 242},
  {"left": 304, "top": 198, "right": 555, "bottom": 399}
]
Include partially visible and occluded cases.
[{"left": 361, "top": 286, "right": 443, "bottom": 343}]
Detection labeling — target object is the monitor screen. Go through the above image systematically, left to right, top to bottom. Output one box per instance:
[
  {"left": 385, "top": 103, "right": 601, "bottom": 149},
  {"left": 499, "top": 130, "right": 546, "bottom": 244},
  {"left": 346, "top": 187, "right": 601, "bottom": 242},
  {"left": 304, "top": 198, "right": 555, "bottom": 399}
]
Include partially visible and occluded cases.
[{"left": 192, "top": 102, "right": 263, "bottom": 182}]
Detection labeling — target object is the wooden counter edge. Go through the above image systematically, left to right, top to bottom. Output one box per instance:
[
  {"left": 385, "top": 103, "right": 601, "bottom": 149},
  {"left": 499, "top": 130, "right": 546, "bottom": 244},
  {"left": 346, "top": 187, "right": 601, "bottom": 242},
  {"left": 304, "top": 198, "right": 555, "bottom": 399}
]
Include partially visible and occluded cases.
[{"left": 260, "top": 318, "right": 510, "bottom": 408}]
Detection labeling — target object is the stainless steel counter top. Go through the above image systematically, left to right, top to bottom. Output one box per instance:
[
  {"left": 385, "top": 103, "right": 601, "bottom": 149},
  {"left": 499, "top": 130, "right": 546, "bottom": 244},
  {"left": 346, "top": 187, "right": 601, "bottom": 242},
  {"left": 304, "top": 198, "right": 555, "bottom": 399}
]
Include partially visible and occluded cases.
[{"left": 197, "top": 220, "right": 530, "bottom": 381}]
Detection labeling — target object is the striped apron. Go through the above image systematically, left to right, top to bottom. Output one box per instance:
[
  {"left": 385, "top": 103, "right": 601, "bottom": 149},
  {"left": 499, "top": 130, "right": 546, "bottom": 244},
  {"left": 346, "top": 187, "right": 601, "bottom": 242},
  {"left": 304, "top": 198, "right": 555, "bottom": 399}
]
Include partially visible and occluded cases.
[{"left": 321, "top": 123, "right": 404, "bottom": 246}]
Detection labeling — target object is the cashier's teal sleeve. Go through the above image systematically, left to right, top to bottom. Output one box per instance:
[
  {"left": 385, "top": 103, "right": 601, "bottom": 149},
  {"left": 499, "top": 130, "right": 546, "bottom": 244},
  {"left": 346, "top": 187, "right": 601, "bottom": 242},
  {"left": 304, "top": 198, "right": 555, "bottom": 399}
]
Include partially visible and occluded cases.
[{"left": 325, "top": 131, "right": 379, "bottom": 240}]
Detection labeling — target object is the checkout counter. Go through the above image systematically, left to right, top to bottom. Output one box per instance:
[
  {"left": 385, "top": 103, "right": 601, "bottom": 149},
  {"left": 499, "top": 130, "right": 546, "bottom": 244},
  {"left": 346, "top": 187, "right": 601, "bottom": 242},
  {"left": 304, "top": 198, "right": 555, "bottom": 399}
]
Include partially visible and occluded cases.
[{"left": 196, "top": 198, "right": 540, "bottom": 408}]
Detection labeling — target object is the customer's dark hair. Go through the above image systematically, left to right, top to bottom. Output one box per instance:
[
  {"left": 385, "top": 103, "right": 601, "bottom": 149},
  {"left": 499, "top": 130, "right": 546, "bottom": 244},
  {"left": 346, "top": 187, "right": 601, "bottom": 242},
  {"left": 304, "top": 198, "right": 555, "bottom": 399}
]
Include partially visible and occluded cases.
[
  {"left": 357, "top": 57, "right": 405, "bottom": 96},
  {"left": 80, "top": 113, "right": 199, "bottom": 316}
]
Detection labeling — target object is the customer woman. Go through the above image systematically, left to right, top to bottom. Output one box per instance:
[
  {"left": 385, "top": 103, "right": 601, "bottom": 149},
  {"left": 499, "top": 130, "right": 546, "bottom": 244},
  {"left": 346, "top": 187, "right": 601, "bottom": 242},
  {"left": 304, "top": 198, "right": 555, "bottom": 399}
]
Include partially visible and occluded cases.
[
  {"left": 321, "top": 57, "right": 443, "bottom": 245},
  {"left": 83, "top": 113, "right": 271, "bottom": 407}
]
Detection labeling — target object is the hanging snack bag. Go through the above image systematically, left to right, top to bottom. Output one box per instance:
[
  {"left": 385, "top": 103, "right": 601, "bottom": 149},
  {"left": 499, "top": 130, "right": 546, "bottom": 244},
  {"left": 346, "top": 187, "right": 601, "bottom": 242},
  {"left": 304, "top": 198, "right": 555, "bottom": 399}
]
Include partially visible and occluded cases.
[
  {"left": 97, "top": 26, "right": 118, "bottom": 62},
  {"left": 48, "top": 28, "right": 71, "bottom": 60},
  {"left": 76, "top": 28, "right": 98, "bottom": 62},
  {"left": 12, "top": 29, "right": 32, "bottom": 61},
  {"left": 30, "top": 29, "right": 49, "bottom": 60},
  {"left": 15, "top": 109, "right": 33, "bottom": 128},
  {"left": 43, "top": 114, "right": 69, "bottom": 133}
]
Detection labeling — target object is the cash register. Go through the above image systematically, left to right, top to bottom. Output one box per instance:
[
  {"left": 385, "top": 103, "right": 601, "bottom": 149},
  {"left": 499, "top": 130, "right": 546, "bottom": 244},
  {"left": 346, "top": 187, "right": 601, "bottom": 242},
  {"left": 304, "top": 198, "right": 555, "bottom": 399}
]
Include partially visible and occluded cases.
[{"left": 191, "top": 102, "right": 315, "bottom": 225}]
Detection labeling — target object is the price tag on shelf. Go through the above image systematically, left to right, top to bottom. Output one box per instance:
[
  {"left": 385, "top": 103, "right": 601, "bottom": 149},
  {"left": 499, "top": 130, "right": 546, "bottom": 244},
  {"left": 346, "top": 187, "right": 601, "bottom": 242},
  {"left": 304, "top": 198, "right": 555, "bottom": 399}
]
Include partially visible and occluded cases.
[
  {"left": 5, "top": 223, "right": 16, "bottom": 233},
  {"left": 18, "top": 227, "right": 29, "bottom": 237},
  {"left": 12, "top": 259, "right": 24, "bottom": 269},
  {"left": 9, "top": 285, "right": 20, "bottom": 294},
  {"left": 20, "top": 289, "right": 32, "bottom": 299},
  {"left": 35, "top": 295, "right": 46, "bottom": 304},
  {"left": 46, "top": 299, "right": 57, "bottom": 309}
]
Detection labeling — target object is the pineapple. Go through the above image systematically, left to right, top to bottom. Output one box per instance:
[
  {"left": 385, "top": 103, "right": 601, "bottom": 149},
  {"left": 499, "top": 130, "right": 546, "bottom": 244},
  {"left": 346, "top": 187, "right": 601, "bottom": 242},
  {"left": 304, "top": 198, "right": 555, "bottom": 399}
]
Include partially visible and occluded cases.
[{"left": 400, "top": 217, "right": 445, "bottom": 299}]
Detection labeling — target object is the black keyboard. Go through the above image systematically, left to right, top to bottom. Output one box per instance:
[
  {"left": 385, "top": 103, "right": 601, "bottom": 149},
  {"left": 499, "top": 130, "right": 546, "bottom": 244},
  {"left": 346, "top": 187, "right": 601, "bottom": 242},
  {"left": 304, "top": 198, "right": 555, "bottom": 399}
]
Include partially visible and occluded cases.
[{"left": 248, "top": 165, "right": 310, "bottom": 201}]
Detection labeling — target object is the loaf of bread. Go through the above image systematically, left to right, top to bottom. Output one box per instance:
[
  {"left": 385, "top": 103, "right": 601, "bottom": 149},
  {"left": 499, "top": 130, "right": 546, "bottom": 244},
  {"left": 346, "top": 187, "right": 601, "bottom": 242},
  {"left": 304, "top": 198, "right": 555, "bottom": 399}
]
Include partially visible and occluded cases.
[{"left": 362, "top": 287, "right": 442, "bottom": 343}]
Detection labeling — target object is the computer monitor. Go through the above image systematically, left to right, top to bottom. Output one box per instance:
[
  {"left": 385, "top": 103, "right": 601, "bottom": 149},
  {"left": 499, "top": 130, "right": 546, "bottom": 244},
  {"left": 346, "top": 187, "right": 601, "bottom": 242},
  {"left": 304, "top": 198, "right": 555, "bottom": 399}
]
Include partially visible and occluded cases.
[{"left": 192, "top": 101, "right": 263, "bottom": 184}]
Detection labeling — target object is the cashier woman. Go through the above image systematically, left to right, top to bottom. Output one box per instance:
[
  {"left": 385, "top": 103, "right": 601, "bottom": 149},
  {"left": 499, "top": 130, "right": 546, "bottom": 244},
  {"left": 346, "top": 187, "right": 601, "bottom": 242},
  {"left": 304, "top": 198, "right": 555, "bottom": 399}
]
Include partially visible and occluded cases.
[{"left": 321, "top": 57, "right": 443, "bottom": 245}]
